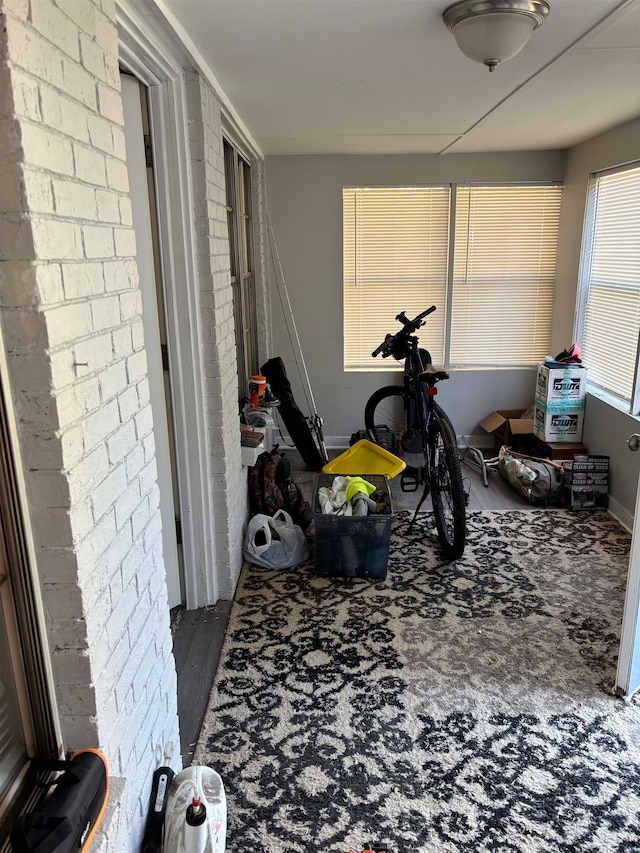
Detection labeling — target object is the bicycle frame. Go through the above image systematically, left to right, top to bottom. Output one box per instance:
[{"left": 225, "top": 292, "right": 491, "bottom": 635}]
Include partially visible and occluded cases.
[
  {"left": 366, "top": 306, "right": 467, "bottom": 559},
  {"left": 398, "top": 337, "right": 437, "bottom": 493}
]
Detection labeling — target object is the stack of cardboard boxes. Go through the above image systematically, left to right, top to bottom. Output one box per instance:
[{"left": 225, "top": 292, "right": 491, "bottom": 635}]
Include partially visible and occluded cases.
[
  {"left": 479, "top": 361, "right": 610, "bottom": 511},
  {"left": 533, "top": 361, "right": 610, "bottom": 510},
  {"left": 533, "top": 362, "right": 586, "bottom": 444},
  {"left": 563, "top": 455, "right": 610, "bottom": 511}
]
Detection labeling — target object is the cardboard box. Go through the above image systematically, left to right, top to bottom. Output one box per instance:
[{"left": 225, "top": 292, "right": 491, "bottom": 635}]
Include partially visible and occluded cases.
[
  {"left": 536, "top": 363, "right": 587, "bottom": 404},
  {"left": 533, "top": 400, "right": 585, "bottom": 443},
  {"left": 479, "top": 409, "right": 534, "bottom": 449},
  {"left": 529, "top": 437, "right": 587, "bottom": 461},
  {"left": 571, "top": 454, "right": 610, "bottom": 472},
  {"left": 564, "top": 455, "right": 609, "bottom": 486},
  {"left": 563, "top": 470, "right": 609, "bottom": 487},
  {"left": 564, "top": 484, "right": 609, "bottom": 511}
]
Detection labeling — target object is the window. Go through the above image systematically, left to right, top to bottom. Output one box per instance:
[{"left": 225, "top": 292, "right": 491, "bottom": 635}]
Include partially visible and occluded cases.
[
  {"left": 224, "top": 139, "right": 258, "bottom": 398},
  {"left": 577, "top": 163, "right": 640, "bottom": 413},
  {"left": 343, "top": 184, "right": 562, "bottom": 371},
  {"left": 451, "top": 186, "right": 561, "bottom": 367},
  {"left": 343, "top": 187, "right": 450, "bottom": 371}
]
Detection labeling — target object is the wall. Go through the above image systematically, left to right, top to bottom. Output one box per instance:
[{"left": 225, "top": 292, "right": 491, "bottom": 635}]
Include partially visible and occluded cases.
[
  {"left": 0, "top": 0, "right": 266, "bottom": 845},
  {"left": 0, "top": 0, "right": 180, "bottom": 844},
  {"left": 184, "top": 70, "right": 250, "bottom": 599},
  {"left": 553, "top": 118, "right": 640, "bottom": 524},
  {"left": 265, "top": 151, "right": 566, "bottom": 446}
]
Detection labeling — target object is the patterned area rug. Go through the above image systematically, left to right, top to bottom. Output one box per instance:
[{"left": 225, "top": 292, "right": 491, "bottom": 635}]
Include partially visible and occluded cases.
[{"left": 195, "top": 510, "right": 640, "bottom": 852}]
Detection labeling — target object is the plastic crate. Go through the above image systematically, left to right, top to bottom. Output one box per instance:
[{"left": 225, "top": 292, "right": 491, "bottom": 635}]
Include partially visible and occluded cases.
[{"left": 313, "top": 473, "right": 393, "bottom": 579}]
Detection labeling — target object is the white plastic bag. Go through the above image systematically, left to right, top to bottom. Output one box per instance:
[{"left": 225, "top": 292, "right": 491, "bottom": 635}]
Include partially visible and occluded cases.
[{"left": 243, "top": 510, "right": 309, "bottom": 568}]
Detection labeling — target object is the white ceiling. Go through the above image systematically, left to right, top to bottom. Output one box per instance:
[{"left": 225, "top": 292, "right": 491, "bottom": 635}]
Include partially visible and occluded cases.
[{"left": 160, "top": 0, "right": 640, "bottom": 156}]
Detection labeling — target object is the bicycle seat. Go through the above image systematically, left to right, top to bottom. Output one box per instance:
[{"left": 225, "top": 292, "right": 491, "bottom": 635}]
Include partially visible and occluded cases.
[{"left": 418, "top": 364, "right": 449, "bottom": 384}]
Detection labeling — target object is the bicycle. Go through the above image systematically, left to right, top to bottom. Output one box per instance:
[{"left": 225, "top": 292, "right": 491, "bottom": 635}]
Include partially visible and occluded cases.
[{"left": 364, "top": 306, "right": 467, "bottom": 561}]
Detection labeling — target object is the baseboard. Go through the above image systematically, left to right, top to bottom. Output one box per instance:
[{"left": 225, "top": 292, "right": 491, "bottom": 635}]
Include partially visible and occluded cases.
[
  {"left": 459, "top": 434, "right": 495, "bottom": 452},
  {"left": 320, "top": 435, "right": 496, "bottom": 452},
  {"left": 324, "top": 436, "right": 352, "bottom": 450},
  {"left": 607, "top": 496, "right": 634, "bottom": 533}
]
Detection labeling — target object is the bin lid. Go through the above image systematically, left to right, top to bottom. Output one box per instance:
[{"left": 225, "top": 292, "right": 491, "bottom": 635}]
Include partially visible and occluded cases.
[{"left": 322, "top": 439, "right": 406, "bottom": 479}]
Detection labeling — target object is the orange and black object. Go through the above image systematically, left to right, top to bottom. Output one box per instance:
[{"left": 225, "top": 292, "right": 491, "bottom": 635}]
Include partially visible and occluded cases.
[{"left": 10, "top": 748, "right": 108, "bottom": 852}]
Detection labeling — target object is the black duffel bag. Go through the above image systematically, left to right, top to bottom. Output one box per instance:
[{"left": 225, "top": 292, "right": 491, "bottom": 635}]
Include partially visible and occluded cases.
[
  {"left": 261, "top": 356, "right": 324, "bottom": 471},
  {"left": 11, "top": 750, "right": 108, "bottom": 853}
]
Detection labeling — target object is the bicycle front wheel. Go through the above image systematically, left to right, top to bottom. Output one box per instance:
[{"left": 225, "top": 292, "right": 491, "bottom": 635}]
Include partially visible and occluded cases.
[
  {"left": 364, "top": 386, "right": 425, "bottom": 469},
  {"left": 429, "top": 403, "right": 466, "bottom": 561}
]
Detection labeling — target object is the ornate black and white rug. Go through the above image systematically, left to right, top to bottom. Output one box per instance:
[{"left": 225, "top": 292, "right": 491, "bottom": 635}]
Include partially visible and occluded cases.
[{"left": 195, "top": 510, "right": 640, "bottom": 852}]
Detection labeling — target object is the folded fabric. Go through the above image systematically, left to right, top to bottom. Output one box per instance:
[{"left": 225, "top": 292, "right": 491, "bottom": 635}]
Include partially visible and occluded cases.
[{"left": 319, "top": 475, "right": 350, "bottom": 515}]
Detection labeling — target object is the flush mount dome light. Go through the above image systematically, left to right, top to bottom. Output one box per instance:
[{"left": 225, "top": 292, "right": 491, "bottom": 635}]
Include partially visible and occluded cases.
[{"left": 443, "top": 0, "right": 550, "bottom": 72}]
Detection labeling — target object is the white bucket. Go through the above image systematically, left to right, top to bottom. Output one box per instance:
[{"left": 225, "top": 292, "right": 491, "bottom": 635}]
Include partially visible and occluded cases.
[{"left": 162, "top": 766, "right": 226, "bottom": 853}]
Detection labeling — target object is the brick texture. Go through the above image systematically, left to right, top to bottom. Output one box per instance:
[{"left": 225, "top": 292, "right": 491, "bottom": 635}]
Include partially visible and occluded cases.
[
  {"left": 0, "top": 0, "right": 179, "bottom": 848},
  {"left": 1, "top": 0, "right": 268, "bottom": 846},
  {"left": 185, "top": 70, "right": 252, "bottom": 597}
]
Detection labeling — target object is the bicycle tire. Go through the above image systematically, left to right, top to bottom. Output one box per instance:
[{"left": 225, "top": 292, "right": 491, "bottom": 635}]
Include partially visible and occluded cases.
[
  {"left": 364, "top": 386, "right": 425, "bottom": 467},
  {"left": 429, "top": 402, "right": 466, "bottom": 561}
]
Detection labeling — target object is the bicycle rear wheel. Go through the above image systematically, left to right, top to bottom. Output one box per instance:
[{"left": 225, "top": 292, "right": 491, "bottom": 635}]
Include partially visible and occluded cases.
[
  {"left": 364, "top": 386, "right": 425, "bottom": 470},
  {"left": 429, "top": 402, "right": 466, "bottom": 560}
]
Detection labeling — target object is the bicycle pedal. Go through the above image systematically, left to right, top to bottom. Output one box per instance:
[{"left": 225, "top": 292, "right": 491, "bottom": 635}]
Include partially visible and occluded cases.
[{"left": 401, "top": 468, "right": 420, "bottom": 492}]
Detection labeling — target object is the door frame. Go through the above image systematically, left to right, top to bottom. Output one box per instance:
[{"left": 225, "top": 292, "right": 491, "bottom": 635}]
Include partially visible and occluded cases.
[
  {"left": 117, "top": 2, "right": 218, "bottom": 606},
  {"left": 120, "top": 72, "right": 183, "bottom": 607},
  {"left": 615, "top": 466, "right": 640, "bottom": 697}
]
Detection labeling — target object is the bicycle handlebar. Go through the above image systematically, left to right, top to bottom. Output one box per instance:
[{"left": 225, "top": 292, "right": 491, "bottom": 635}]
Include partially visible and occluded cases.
[{"left": 371, "top": 306, "right": 437, "bottom": 358}]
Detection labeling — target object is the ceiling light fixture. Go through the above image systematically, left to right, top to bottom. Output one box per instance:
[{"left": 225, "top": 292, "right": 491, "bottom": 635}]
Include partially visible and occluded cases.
[{"left": 443, "top": 0, "right": 550, "bottom": 72}]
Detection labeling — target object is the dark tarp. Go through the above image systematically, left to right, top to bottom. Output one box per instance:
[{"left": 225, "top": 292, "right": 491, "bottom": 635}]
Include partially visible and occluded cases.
[{"left": 261, "top": 357, "right": 324, "bottom": 471}]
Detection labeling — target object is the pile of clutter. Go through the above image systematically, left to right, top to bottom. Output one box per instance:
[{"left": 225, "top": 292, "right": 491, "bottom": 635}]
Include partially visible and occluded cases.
[
  {"left": 242, "top": 375, "right": 280, "bottom": 426},
  {"left": 318, "top": 475, "right": 391, "bottom": 517}
]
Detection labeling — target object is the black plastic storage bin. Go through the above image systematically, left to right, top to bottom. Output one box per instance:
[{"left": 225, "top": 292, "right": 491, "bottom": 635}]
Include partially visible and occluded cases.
[{"left": 313, "top": 473, "right": 393, "bottom": 578}]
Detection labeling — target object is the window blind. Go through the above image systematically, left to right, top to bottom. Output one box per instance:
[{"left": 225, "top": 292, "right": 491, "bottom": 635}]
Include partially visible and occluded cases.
[
  {"left": 580, "top": 165, "right": 640, "bottom": 406},
  {"left": 450, "top": 185, "right": 562, "bottom": 367},
  {"left": 343, "top": 187, "right": 450, "bottom": 371}
]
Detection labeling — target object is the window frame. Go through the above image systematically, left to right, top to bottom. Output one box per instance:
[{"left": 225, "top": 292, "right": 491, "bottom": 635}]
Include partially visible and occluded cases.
[
  {"left": 224, "top": 138, "right": 258, "bottom": 399},
  {"left": 575, "top": 161, "right": 640, "bottom": 416},
  {"left": 343, "top": 181, "right": 563, "bottom": 372},
  {"left": 0, "top": 370, "right": 59, "bottom": 844}
]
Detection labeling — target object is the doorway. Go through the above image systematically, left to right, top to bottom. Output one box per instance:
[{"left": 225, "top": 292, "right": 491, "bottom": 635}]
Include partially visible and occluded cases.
[{"left": 120, "top": 72, "right": 183, "bottom": 608}]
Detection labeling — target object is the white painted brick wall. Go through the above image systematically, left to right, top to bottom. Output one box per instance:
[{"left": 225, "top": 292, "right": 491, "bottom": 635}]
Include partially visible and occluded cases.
[
  {"left": 2, "top": 0, "right": 271, "bottom": 843},
  {"left": 1, "top": 2, "right": 180, "bottom": 850},
  {"left": 185, "top": 70, "right": 257, "bottom": 598}
]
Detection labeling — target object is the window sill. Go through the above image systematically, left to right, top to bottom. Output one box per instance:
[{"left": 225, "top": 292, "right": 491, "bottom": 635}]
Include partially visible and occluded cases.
[
  {"left": 586, "top": 387, "right": 640, "bottom": 422},
  {"left": 240, "top": 425, "right": 266, "bottom": 466},
  {"left": 241, "top": 442, "right": 265, "bottom": 467}
]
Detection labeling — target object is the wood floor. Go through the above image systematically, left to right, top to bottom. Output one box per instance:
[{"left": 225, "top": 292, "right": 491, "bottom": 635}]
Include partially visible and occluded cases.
[{"left": 172, "top": 444, "right": 530, "bottom": 764}]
